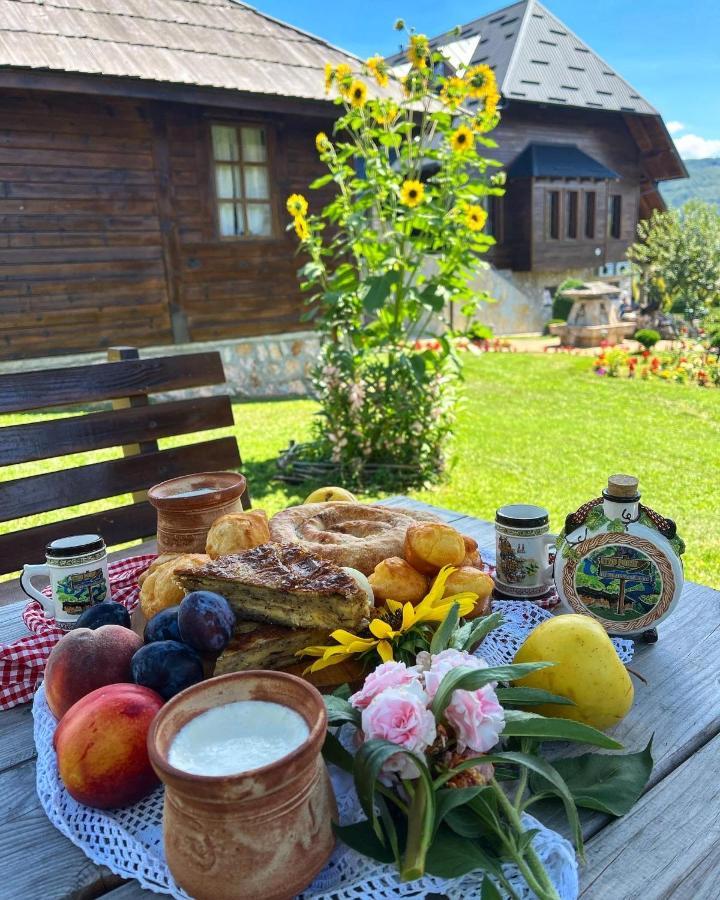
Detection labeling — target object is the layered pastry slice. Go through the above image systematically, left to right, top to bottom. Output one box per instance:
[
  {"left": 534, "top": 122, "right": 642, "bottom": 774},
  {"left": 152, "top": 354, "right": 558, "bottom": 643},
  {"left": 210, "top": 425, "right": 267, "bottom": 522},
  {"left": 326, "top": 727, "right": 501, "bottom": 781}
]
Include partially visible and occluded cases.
[
  {"left": 176, "top": 542, "right": 373, "bottom": 630},
  {"left": 214, "top": 622, "right": 329, "bottom": 675}
]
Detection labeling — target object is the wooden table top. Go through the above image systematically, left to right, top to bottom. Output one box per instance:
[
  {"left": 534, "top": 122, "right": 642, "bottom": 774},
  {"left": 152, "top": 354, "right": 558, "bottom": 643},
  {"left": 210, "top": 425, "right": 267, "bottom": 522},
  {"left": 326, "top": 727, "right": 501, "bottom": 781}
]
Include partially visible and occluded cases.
[{"left": 0, "top": 497, "right": 718, "bottom": 900}]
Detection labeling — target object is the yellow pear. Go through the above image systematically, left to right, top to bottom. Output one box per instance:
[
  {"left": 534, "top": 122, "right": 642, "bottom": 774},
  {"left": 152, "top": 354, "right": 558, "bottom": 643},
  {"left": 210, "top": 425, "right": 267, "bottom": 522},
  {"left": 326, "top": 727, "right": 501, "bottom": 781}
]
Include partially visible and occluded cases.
[
  {"left": 304, "top": 486, "right": 357, "bottom": 504},
  {"left": 513, "top": 614, "right": 634, "bottom": 731}
]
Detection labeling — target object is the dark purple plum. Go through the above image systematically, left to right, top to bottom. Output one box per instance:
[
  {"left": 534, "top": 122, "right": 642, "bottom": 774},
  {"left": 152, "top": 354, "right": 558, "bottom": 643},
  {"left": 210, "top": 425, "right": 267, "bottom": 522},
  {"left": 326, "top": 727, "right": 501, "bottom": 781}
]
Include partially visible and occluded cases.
[
  {"left": 178, "top": 591, "right": 235, "bottom": 655},
  {"left": 74, "top": 601, "right": 131, "bottom": 631},
  {"left": 144, "top": 605, "right": 182, "bottom": 644},
  {"left": 130, "top": 641, "right": 204, "bottom": 700}
]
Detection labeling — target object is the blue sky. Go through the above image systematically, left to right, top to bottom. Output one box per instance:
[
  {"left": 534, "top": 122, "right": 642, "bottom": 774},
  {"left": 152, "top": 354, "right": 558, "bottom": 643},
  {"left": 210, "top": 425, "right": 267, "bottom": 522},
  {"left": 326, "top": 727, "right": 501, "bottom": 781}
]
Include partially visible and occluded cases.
[{"left": 257, "top": 0, "right": 720, "bottom": 159}]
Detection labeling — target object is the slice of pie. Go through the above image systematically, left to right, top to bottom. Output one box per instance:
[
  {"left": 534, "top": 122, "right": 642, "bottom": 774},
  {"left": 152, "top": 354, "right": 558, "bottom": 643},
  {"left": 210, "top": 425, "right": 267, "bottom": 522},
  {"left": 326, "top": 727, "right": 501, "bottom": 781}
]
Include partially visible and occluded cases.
[
  {"left": 176, "top": 542, "right": 372, "bottom": 630},
  {"left": 214, "top": 622, "right": 328, "bottom": 675}
]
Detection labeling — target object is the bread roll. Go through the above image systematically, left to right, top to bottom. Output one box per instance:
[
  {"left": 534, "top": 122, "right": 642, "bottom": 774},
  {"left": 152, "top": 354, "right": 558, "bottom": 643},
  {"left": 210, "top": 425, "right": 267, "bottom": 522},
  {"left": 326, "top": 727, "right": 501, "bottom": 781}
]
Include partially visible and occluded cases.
[
  {"left": 206, "top": 510, "right": 270, "bottom": 559},
  {"left": 404, "top": 522, "right": 465, "bottom": 576},
  {"left": 461, "top": 535, "right": 482, "bottom": 568},
  {"left": 138, "top": 553, "right": 180, "bottom": 588},
  {"left": 140, "top": 553, "right": 210, "bottom": 619},
  {"left": 368, "top": 557, "right": 428, "bottom": 604},
  {"left": 442, "top": 566, "right": 494, "bottom": 619}
]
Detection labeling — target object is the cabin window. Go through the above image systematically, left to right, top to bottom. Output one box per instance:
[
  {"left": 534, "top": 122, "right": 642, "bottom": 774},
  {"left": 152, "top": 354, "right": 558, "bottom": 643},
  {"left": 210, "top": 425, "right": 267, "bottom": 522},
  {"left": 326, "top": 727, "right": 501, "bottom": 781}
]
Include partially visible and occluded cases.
[
  {"left": 211, "top": 124, "right": 273, "bottom": 238},
  {"left": 547, "top": 190, "right": 560, "bottom": 239},
  {"left": 565, "top": 191, "right": 578, "bottom": 239},
  {"left": 584, "top": 191, "right": 596, "bottom": 239},
  {"left": 609, "top": 194, "right": 622, "bottom": 239}
]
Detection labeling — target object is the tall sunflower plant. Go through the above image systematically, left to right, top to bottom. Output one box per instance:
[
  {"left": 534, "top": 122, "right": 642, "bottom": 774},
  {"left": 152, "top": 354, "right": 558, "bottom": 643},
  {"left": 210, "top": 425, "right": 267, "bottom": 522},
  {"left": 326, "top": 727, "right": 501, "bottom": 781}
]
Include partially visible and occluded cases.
[{"left": 285, "top": 22, "right": 505, "bottom": 488}]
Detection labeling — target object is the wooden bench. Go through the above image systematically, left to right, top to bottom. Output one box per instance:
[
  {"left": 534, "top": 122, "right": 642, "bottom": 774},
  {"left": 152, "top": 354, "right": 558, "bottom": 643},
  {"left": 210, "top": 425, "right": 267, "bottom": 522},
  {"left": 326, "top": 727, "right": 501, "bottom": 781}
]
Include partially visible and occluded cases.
[{"left": 0, "top": 346, "right": 247, "bottom": 574}]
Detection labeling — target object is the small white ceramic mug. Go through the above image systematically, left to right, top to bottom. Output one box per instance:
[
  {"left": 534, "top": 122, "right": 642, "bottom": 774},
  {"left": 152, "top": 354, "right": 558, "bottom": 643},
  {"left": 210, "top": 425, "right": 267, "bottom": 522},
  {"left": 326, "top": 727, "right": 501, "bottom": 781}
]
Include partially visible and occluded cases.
[
  {"left": 495, "top": 505, "right": 557, "bottom": 599},
  {"left": 21, "top": 534, "right": 111, "bottom": 631}
]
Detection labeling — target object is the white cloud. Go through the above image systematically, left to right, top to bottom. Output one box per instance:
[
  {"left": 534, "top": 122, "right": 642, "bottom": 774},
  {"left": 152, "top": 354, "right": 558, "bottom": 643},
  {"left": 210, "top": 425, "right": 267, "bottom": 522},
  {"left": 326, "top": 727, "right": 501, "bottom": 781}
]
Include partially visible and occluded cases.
[
  {"left": 666, "top": 121, "right": 685, "bottom": 134},
  {"left": 673, "top": 133, "right": 720, "bottom": 160}
]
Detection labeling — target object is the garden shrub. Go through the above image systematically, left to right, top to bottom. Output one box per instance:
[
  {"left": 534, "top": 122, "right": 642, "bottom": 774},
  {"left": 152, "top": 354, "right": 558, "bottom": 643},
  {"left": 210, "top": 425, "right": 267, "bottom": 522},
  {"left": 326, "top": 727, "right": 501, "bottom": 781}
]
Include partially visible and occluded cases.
[
  {"left": 552, "top": 278, "right": 585, "bottom": 321},
  {"left": 634, "top": 328, "right": 661, "bottom": 349}
]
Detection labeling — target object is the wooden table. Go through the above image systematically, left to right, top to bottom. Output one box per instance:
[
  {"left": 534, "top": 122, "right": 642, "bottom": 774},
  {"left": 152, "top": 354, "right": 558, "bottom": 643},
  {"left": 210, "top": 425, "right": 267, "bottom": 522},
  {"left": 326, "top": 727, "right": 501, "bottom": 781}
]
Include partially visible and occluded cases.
[{"left": 1, "top": 497, "right": 719, "bottom": 899}]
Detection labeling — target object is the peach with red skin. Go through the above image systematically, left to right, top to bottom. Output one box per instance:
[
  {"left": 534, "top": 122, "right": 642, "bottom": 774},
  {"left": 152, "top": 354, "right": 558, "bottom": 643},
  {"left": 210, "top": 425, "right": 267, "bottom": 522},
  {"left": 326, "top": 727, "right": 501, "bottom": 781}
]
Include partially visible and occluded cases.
[
  {"left": 44, "top": 623, "right": 143, "bottom": 719},
  {"left": 54, "top": 683, "right": 164, "bottom": 809}
]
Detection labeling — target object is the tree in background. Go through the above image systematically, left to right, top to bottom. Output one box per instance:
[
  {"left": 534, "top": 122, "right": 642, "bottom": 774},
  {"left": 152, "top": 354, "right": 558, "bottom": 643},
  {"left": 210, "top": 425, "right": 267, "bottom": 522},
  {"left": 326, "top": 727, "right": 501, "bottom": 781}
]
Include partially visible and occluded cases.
[
  {"left": 284, "top": 24, "right": 503, "bottom": 488},
  {"left": 627, "top": 200, "right": 720, "bottom": 322}
]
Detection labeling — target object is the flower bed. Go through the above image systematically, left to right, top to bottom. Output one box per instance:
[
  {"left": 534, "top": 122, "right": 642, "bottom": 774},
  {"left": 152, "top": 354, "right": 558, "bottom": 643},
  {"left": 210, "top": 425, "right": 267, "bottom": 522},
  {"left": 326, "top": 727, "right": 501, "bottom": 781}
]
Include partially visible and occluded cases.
[{"left": 592, "top": 343, "right": 720, "bottom": 387}]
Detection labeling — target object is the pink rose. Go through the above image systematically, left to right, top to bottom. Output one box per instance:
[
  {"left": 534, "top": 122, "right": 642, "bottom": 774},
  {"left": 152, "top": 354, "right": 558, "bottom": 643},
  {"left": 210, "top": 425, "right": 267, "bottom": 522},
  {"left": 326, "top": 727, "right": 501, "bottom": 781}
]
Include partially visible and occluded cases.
[
  {"left": 423, "top": 648, "right": 488, "bottom": 701},
  {"left": 350, "top": 661, "right": 420, "bottom": 710},
  {"left": 361, "top": 683, "right": 436, "bottom": 779},
  {"left": 446, "top": 685, "right": 505, "bottom": 753}
]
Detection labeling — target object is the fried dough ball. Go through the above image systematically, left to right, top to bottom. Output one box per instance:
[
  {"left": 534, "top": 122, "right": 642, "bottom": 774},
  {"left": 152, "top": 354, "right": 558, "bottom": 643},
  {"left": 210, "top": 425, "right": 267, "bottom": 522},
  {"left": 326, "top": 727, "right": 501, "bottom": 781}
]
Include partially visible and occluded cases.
[
  {"left": 206, "top": 509, "right": 270, "bottom": 559},
  {"left": 404, "top": 522, "right": 465, "bottom": 576},
  {"left": 461, "top": 535, "right": 482, "bottom": 568},
  {"left": 137, "top": 553, "right": 180, "bottom": 588},
  {"left": 140, "top": 553, "right": 209, "bottom": 620},
  {"left": 368, "top": 557, "right": 428, "bottom": 605},
  {"left": 442, "top": 566, "right": 494, "bottom": 619}
]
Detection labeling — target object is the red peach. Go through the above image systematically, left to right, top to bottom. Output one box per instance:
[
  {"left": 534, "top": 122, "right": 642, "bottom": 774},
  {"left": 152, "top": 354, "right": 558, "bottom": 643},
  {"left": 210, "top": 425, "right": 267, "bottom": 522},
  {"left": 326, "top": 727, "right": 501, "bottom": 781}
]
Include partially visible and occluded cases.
[
  {"left": 44, "top": 624, "right": 143, "bottom": 719},
  {"left": 54, "top": 683, "right": 163, "bottom": 809}
]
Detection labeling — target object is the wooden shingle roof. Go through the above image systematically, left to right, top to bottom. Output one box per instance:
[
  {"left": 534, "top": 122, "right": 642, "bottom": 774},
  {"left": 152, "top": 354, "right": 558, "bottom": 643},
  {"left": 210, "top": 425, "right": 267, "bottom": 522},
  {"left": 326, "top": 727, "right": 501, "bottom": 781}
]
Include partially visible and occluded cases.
[{"left": 0, "top": 0, "right": 360, "bottom": 103}]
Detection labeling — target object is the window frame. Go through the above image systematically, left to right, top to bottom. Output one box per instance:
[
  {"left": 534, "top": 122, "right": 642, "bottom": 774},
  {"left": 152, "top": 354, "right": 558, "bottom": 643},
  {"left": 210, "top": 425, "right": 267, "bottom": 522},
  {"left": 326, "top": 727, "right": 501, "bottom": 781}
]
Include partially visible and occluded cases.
[
  {"left": 208, "top": 121, "right": 279, "bottom": 242},
  {"left": 547, "top": 189, "right": 560, "bottom": 240},
  {"left": 565, "top": 190, "right": 578, "bottom": 239},
  {"left": 584, "top": 191, "right": 596, "bottom": 239},
  {"left": 609, "top": 193, "right": 623, "bottom": 240}
]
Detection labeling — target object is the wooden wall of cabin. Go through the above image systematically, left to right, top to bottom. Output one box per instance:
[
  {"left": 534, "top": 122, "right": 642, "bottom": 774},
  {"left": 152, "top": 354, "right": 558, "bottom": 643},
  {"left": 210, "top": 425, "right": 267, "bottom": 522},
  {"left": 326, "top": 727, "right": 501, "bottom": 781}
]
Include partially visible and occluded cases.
[
  {"left": 0, "top": 89, "right": 172, "bottom": 360},
  {"left": 157, "top": 103, "right": 331, "bottom": 345},
  {"left": 487, "top": 103, "right": 642, "bottom": 271}
]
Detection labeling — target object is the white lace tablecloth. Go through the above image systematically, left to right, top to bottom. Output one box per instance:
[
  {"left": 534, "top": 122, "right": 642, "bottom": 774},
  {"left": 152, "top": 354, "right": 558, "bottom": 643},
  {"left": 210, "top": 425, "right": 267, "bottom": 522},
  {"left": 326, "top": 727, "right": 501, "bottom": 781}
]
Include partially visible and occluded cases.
[{"left": 33, "top": 604, "right": 633, "bottom": 900}]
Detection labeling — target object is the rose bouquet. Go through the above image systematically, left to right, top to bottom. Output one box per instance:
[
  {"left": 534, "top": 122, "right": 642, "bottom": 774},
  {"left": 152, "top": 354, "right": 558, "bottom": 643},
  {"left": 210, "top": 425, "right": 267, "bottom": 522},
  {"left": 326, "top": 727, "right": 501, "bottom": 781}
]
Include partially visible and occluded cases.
[{"left": 323, "top": 628, "right": 653, "bottom": 899}]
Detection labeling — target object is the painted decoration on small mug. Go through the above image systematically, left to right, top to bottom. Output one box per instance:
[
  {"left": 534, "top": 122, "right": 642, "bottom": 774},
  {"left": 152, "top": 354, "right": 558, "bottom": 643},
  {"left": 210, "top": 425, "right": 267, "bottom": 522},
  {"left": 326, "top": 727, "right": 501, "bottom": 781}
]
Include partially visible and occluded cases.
[{"left": 495, "top": 504, "right": 557, "bottom": 599}]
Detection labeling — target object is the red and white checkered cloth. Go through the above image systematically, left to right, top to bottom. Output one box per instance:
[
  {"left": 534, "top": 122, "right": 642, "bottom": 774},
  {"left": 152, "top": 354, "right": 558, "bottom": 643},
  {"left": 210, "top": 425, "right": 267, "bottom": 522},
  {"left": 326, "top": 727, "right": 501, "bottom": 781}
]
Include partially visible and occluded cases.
[{"left": 0, "top": 554, "right": 155, "bottom": 711}]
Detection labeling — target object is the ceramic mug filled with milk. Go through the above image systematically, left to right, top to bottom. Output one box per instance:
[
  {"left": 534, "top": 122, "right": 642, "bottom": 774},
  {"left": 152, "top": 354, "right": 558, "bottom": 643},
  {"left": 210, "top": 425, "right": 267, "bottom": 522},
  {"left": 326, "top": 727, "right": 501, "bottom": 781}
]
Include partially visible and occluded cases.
[{"left": 148, "top": 671, "right": 337, "bottom": 900}]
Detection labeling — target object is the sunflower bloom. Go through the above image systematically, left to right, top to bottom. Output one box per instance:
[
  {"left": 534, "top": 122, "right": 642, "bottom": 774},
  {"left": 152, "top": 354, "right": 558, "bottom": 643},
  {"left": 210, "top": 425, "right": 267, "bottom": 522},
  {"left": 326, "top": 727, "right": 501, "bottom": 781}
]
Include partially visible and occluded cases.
[
  {"left": 408, "top": 33, "right": 430, "bottom": 70},
  {"left": 366, "top": 55, "right": 390, "bottom": 88},
  {"left": 335, "top": 62, "right": 353, "bottom": 96},
  {"left": 324, "top": 63, "right": 334, "bottom": 94},
  {"left": 464, "top": 64, "right": 497, "bottom": 100},
  {"left": 440, "top": 76, "right": 467, "bottom": 109},
  {"left": 348, "top": 79, "right": 368, "bottom": 108},
  {"left": 374, "top": 101, "right": 399, "bottom": 125},
  {"left": 451, "top": 125, "right": 474, "bottom": 153},
  {"left": 315, "top": 131, "right": 331, "bottom": 154},
  {"left": 400, "top": 179, "right": 425, "bottom": 207},
  {"left": 286, "top": 193, "right": 308, "bottom": 217},
  {"left": 464, "top": 204, "right": 488, "bottom": 232},
  {"left": 294, "top": 216, "right": 310, "bottom": 240},
  {"left": 298, "top": 566, "right": 478, "bottom": 673}
]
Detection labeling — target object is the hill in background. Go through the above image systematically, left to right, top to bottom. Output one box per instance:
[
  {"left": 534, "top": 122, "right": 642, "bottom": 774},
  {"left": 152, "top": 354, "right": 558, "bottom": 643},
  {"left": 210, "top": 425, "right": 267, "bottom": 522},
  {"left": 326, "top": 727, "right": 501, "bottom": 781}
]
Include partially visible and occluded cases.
[{"left": 660, "top": 158, "right": 720, "bottom": 208}]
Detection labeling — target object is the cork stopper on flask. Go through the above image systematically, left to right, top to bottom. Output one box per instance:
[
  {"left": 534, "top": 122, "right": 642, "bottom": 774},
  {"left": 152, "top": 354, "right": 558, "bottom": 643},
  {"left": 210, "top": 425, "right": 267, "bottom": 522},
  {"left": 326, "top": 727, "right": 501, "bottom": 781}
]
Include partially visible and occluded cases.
[{"left": 607, "top": 474, "right": 639, "bottom": 498}]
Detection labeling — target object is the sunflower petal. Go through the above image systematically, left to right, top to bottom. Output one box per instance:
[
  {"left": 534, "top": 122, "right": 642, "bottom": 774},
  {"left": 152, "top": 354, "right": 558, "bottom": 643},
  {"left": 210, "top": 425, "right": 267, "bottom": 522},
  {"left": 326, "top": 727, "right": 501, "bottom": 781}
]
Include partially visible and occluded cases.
[
  {"left": 425, "top": 565, "right": 457, "bottom": 606},
  {"left": 386, "top": 598, "right": 403, "bottom": 614},
  {"left": 401, "top": 602, "right": 416, "bottom": 631},
  {"left": 369, "top": 619, "right": 394, "bottom": 639},
  {"left": 330, "top": 629, "right": 366, "bottom": 646},
  {"left": 377, "top": 640, "right": 394, "bottom": 663}
]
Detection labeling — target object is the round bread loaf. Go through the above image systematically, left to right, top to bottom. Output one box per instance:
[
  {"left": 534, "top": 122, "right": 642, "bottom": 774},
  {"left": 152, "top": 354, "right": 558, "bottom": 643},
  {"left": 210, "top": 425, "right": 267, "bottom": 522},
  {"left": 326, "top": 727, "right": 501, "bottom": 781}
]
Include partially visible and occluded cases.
[{"left": 268, "top": 502, "right": 438, "bottom": 575}]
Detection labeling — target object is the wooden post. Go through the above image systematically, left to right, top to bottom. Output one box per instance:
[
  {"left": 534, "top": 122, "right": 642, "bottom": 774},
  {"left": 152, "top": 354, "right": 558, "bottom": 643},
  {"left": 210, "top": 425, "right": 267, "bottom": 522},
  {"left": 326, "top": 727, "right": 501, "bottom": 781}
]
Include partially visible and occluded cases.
[{"left": 107, "top": 346, "right": 158, "bottom": 502}]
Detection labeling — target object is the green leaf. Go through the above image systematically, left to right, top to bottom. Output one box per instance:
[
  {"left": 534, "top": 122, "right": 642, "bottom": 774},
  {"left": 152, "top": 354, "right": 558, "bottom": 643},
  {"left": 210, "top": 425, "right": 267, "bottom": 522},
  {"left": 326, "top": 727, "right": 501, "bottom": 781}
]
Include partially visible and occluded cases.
[
  {"left": 309, "top": 173, "right": 334, "bottom": 189},
  {"left": 362, "top": 271, "right": 399, "bottom": 312},
  {"left": 419, "top": 282, "right": 447, "bottom": 312},
  {"left": 430, "top": 602, "right": 460, "bottom": 655},
  {"left": 459, "top": 611, "right": 504, "bottom": 652},
  {"left": 431, "top": 663, "right": 553, "bottom": 720},
  {"left": 496, "top": 687, "right": 575, "bottom": 708},
  {"left": 324, "top": 695, "right": 361, "bottom": 728},
  {"left": 502, "top": 710, "right": 623, "bottom": 750},
  {"left": 322, "top": 730, "right": 354, "bottom": 773},
  {"left": 533, "top": 737, "right": 654, "bottom": 816},
  {"left": 492, "top": 750, "right": 584, "bottom": 856},
  {"left": 434, "top": 785, "right": 487, "bottom": 835},
  {"left": 333, "top": 820, "right": 395, "bottom": 864},
  {"left": 424, "top": 824, "right": 504, "bottom": 879},
  {"left": 481, "top": 875, "right": 504, "bottom": 900}
]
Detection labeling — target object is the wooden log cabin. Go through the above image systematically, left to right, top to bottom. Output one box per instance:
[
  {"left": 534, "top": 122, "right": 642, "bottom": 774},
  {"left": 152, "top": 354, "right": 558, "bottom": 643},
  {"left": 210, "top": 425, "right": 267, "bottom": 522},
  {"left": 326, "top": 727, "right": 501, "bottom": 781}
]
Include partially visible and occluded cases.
[
  {"left": 0, "top": 0, "right": 360, "bottom": 361},
  {"left": 0, "top": 0, "right": 686, "bottom": 356},
  {"left": 388, "top": 0, "right": 687, "bottom": 332}
]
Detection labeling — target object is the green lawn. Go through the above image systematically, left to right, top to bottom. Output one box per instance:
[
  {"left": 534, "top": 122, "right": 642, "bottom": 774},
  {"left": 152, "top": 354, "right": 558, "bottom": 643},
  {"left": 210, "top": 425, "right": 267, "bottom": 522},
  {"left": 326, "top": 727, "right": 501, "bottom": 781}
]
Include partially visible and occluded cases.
[{"left": 2, "top": 354, "right": 718, "bottom": 588}]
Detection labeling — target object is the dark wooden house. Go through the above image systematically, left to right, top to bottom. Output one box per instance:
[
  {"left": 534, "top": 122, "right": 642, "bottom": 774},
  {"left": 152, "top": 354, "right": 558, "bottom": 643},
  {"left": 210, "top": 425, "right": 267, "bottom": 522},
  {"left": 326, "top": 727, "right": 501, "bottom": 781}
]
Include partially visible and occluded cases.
[
  {"left": 0, "top": 0, "right": 359, "bottom": 361},
  {"left": 387, "top": 0, "right": 687, "bottom": 332}
]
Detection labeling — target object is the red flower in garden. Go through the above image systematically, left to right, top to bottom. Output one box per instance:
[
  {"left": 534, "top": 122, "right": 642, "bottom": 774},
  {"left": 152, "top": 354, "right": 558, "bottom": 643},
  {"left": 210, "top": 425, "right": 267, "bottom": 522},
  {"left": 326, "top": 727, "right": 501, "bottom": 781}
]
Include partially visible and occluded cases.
[
  {"left": 600, "top": 339, "right": 609, "bottom": 348},
  {"left": 642, "top": 349, "right": 650, "bottom": 359},
  {"left": 628, "top": 357, "right": 637, "bottom": 369},
  {"left": 680, "top": 357, "right": 688, "bottom": 364},
  {"left": 697, "top": 370, "right": 708, "bottom": 385}
]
